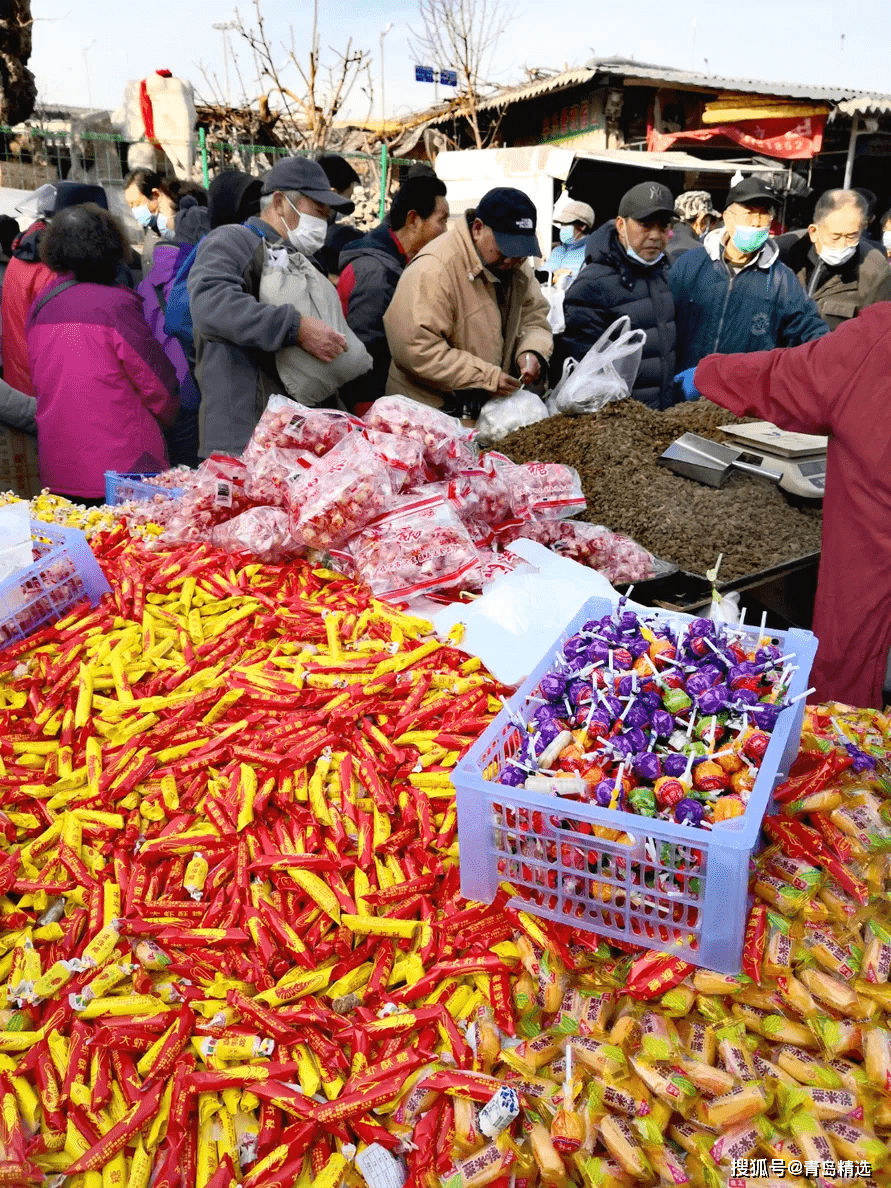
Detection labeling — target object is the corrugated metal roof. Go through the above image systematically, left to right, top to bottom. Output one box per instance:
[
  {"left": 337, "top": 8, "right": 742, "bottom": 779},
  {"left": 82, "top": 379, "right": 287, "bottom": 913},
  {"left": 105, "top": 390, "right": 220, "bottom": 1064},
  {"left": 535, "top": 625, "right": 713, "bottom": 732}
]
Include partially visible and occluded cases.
[
  {"left": 586, "top": 58, "right": 869, "bottom": 103},
  {"left": 473, "top": 68, "right": 597, "bottom": 113},
  {"left": 835, "top": 96, "right": 891, "bottom": 116}
]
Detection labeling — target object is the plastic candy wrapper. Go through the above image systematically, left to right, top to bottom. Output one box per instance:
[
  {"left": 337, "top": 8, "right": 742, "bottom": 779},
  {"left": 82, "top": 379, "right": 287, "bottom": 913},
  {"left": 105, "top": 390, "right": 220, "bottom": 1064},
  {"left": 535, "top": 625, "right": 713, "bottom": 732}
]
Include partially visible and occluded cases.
[
  {"left": 473, "top": 388, "right": 550, "bottom": 447},
  {"left": 243, "top": 394, "right": 363, "bottom": 461},
  {"left": 363, "top": 394, "right": 475, "bottom": 474},
  {"left": 364, "top": 427, "right": 427, "bottom": 491},
  {"left": 288, "top": 431, "right": 394, "bottom": 549},
  {"left": 243, "top": 446, "right": 315, "bottom": 507},
  {"left": 487, "top": 452, "right": 586, "bottom": 519},
  {"left": 161, "top": 454, "right": 255, "bottom": 544},
  {"left": 420, "top": 467, "right": 514, "bottom": 536},
  {"left": 348, "top": 494, "right": 482, "bottom": 601},
  {"left": 210, "top": 506, "right": 303, "bottom": 563},
  {"left": 498, "top": 517, "right": 671, "bottom": 584}
]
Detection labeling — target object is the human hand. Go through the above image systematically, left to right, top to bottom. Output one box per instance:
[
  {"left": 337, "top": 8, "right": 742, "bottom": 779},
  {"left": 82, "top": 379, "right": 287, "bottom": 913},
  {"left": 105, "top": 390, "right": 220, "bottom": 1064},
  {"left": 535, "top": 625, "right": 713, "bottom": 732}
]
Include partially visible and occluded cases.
[
  {"left": 297, "top": 316, "right": 347, "bottom": 363},
  {"left": 517, "top": 351, "right": 541, "bottom": 386},
  {"left": 674, "top": 367, "right": 701, "bottom": 401},
  {"left": 495, "top": 371, "right": 522, "bottom": 398}
]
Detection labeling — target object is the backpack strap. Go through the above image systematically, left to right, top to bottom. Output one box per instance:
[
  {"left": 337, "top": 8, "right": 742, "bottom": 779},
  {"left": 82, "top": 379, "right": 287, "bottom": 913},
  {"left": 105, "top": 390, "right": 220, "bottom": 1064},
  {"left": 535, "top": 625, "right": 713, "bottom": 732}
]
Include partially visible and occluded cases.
[{"left": 32, "top": 278, "right": 80, "bottom": 317}]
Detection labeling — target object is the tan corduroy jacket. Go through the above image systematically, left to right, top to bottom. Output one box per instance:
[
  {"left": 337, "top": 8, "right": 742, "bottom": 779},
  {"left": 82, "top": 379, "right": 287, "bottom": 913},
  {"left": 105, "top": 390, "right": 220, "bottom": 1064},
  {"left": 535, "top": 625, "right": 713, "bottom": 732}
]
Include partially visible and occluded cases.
[{"left": 383, "top": 215, "right": 552, "bottom": 407}]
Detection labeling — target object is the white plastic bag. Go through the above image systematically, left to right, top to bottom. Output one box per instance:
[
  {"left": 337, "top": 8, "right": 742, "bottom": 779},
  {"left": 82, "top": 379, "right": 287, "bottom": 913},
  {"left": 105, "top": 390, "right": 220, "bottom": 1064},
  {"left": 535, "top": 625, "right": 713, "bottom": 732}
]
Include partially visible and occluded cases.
[
  {"left": 260, "top": 252, "right": 372, "bottom": 405},
  {"left": 541, "top": 273, "right": 571, "bottom": 335},
  {"left": 550, "top": 315, "right": 646, "bottom": 416},
  {"left": 473, "top": 389, "right": 550, "bottom": 447}
]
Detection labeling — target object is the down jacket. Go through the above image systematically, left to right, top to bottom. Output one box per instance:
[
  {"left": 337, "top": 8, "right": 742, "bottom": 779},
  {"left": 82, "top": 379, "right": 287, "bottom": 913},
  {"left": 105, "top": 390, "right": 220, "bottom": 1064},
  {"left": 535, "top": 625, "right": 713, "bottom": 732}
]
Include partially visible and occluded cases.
[
  {"left": 383, "top": 214, "right": 552, "bottom": 408},
  {"left": 0, "top": 220, "right": 54, "bottom": 395},
  {"left": 554, "top": 222, "right": 678, "bottom": 410},
  {"left": 670, "top": 230, "right": 829, "bottom": 370},
  {"left": 776, "top": 230, "right": 891, "bottom": 329},
  {"left": 26, "top": 279, "right": 178, "bottom": 499}
]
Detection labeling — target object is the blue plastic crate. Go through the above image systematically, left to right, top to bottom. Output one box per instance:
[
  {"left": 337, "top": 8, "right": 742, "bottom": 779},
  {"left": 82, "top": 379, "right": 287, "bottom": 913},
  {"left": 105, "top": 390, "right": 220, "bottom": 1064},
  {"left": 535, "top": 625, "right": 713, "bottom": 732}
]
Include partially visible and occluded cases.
[
  {"left": 104, "top": 471, "right": 184, "bottom": 505},
  {"left": 0, "top": 521, "right": 111, "bottom": 649},
  {"left": 454, "top": 595, "right": 817, "bottom": 974}
]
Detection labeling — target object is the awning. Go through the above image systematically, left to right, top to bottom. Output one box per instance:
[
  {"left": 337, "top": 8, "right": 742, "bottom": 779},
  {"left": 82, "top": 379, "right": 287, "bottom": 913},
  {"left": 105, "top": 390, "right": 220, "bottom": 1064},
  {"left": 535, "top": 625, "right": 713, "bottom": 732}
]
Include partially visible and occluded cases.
[
  {"left": 648, "top": 115, "right": 826, "bottom": 160},
  {"left": 568, "top": 149, "right": 779, "bottom": 174}
]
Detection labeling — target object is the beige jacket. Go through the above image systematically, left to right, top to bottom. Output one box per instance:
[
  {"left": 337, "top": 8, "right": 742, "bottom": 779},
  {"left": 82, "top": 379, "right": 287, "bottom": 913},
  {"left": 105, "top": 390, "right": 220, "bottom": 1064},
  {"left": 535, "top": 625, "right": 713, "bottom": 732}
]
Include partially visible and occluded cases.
[{"left": 383, "top": 215, "right": 552, "bottom": 407}]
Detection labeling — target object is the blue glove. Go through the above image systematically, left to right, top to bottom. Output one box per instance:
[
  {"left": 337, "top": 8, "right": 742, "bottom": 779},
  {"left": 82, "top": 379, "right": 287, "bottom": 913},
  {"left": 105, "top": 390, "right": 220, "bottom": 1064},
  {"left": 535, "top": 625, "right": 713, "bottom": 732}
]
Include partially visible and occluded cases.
[{"left": 674, "top": 367, "right": 701, "bottom": 401}]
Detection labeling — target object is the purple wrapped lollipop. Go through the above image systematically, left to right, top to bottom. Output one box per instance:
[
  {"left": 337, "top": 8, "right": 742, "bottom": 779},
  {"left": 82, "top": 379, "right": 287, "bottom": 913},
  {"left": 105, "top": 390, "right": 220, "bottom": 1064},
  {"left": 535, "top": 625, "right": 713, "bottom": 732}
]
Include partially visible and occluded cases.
[
  {"left": 689, "top": 618, "right": 716, "bottom": 639},
  {"left": 562, "top": 636, "right": 588, "bottom": 664},
  {"left": 628, "top": 636, "right": 651, "bottom": 658},
  {"left": 587, "top": 641, "right": 612, "bottom": 665},
  {"left": 756, "top": 645, "right": 782, "bottom": 665},
  {"left": 729, "top": 662, "right": 760, "bottom": 682},
  {"left": 685, "top": 671, "right": 715, "bottom": 699},
  {"left": 539, "top": 672, "right": 568, "bottom": 702},
  {"left": 617, "top": 675, "right": 637, "bottom": 698},
  {"left": 567, "top": 679, "right": 592, "bottom": 707},
  {"left": 697, "top": 685, "right": 731, "bottom": 715},
  {"left": 732, "top": 688, "right": 759, "bottom": 707},
  {"left": 641, "top": 690, "right": 663, "bottom": 711},
  {"left": 602, "top": 695, "right": 623, "bottom": 720},
  {"left": 750, "top": 702, "right": 781, "bottom": 732},
  {"left": 625, "top": 703, "right": 651, "bottom": 730},
  {"left": 532, "top": 704, "right": 562, "bottom": 730},
  {"left": 651, "top": 709, "right": 675, "bottom": 738},
  {"left": 536, "top": 720, "right": 565, "bottom": 748},
  {"left": 626, "top": 726, "right": 649, "bottom": 753},
  {"left": 612, "top": 733, "right": 637, "bottom": 758},
  {"left": 845, "top": 744, "right": 875, "bottom": 773},
  {"left": 633, "top": 752, "right": 662, "bottom": 781},
  {"left": 664, "top": 752, "right": 690, "bottom": 777},
  {"left": 499, "top": 766, "right": 527, "bottom": 786},
  {"left": 594, "top": 779, "right": 618, "bottom": 806},
  {"left": 675, "top": 798, "right": 705, "bottom": 825}
]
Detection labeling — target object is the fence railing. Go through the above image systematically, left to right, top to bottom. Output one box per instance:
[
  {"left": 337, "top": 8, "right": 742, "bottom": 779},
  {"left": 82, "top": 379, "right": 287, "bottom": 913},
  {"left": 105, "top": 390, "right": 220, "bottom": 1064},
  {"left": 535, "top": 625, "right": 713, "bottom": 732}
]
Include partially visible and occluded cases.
[{"left": 0, "top": 126, "right": 412, "bottom": 222}]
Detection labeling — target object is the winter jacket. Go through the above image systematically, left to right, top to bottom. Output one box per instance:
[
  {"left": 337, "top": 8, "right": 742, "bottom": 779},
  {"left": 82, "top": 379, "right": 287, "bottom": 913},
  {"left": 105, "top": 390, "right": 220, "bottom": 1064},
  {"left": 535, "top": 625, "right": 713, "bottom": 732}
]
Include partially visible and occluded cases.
[
  {"left": 383, "top": 214, "right": 552, "bottom": 408},
  {"left": 187, "top": 217, "right": 301, "bottom": 457},
  {"left": 0, "top": 220, "right": 55, "bottom": 395},
  {"left": 554, "top": 221, "right": 678, "bottom": 410},
  {"left": 337, "top": 223, "right": 408, "bottom": 404},
  {"left": 670, "top": 230, "right": 829, "bottom": 370},
  {"left": 776, "top": 230, "right": 891, "bottom": 329},
  {"left": 544, "top": 237, "right": 587, "bottom": 281},
  {"left": 138, "top": 243, "right": 196, "bottom": 399},
  {"left": 26, "top": 278, "right": 178, "bottom": 499},
  {"left": 695, "top": 303, "right": 891, "bottom": 709},
  {"left": 0, "top": 379, "right": 35, "bottom": 435}
]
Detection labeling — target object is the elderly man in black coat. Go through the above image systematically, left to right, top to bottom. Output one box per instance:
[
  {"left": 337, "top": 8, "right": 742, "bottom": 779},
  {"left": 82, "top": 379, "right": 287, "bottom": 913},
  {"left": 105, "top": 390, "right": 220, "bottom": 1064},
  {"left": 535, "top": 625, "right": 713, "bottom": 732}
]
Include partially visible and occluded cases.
[{"left": 553, "top": 182, "right": 679, "bottom": 410}]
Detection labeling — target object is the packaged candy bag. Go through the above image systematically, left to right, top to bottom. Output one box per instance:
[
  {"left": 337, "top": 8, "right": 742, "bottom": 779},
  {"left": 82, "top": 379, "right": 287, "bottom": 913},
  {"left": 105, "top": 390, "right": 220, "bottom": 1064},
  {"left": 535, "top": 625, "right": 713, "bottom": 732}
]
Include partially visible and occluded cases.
[
  {"left": 244, "top": 394, "right": 363, "bottom": 461},
  {"left": 363, "top": 395, "right": 475, "bottom": 473},
  {"left": 364, "top": 428, "right": 427, "bottom": 491},
  {"left": 287, "top": 432, "right": 394, "bottom": 550},
  {"left": 243, "top": 446, "right": 314, "bottom": 507},
  {"left": 487, "top": 453, "right": 586, "bottom": 519},
  {"left": 162, "top": 455, "right": 254, "bottom": 544},
  {"left": 429, "top": 463, "right": 514, "bottom": 530},
  {"left": 348, "top": 494, "right": 482, "bottom": 601},
  {"left": 210, "top": 507, "right": 303, "bottom": 563}
]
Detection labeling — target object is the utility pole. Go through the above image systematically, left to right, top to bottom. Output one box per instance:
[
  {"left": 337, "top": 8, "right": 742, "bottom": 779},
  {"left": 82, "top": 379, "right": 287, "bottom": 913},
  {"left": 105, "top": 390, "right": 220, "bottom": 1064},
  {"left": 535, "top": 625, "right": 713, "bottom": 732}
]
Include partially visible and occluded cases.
[
  {"left": 212, "top": 19, "right": 238, "bottom": 107},
  {"left": 380, "top": 22, "right": 393, "bottom": 134}
]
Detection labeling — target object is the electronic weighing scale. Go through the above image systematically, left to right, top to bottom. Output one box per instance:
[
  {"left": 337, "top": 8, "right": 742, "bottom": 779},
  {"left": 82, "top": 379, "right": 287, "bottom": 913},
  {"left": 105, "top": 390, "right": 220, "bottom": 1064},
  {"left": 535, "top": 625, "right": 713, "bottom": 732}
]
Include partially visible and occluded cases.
[{"left": 718, "top": 422, "right": 827, "bottom": 499}]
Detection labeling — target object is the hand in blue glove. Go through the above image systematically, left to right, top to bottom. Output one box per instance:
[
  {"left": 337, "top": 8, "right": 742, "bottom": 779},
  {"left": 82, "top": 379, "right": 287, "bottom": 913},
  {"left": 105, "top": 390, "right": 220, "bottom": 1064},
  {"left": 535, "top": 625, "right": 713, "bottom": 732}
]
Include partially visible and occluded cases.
[{"left": 674, "top": 367, "right": 701, "bottom": 401}]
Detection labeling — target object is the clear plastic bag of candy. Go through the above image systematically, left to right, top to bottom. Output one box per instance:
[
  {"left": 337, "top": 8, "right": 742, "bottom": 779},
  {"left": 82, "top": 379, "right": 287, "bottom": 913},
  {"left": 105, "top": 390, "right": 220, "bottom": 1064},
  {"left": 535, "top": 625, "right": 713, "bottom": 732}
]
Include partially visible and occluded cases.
[
  {"left": 473, "top": 388, "right": 550, "bottom": 447},
  {"left": 244, "top": 394, "right": 363, "bottom": 461},
  {"left": 362, "top": 395, "right": 475, "bottom": 473},
  {"left": 364, "top": 427, "right": 427, "bottom": 491},
  {"left": 287, "top": 432, "right": 394, "bottom": 550},
  {"left": 243, "top": 446, "right": 315, "bottom": 507},
  {"left": 486, "top": 453, "right": 586, "bottom": 519},
  {"left": 161, "top": 455, "right": 255, "bottom": 544},
  {"left": 424, "top": 461, "right": 514, "bottom": 530},
  {"left": 348, "top": 493, "right": 482, "bottom": 601},
  {"left": 210, "top": 507, "right": 304, "bottom": 563}
]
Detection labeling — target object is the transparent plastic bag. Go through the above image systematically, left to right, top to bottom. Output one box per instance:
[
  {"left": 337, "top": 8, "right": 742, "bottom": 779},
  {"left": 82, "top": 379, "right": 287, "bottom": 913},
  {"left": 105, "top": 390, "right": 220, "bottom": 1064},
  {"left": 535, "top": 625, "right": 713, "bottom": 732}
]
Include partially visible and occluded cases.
[
  {"left": 550, "top": 315, "right": 646, "bottom": 416},
  {"left": 473, "top": 389, "right": 550, "bottom": 448},
  {"left": 244, "top": 395, "right": 362, "bottom": 462},
  {"left": 363, "top": 395, "right": 475, "bottom": 474},
  {"left": 364, "top": 428, "right": 427, "bottom": 491},
  {"left": 287, "top": 432, "right": 394, "bottom": 550},
  {"left": 243, "top": 446, "right": 314, "bottom": 507},
  {"left": 162, "top": 455, "right": 254, "bottom": 544},
  {"left": 506, "top": 460, "right": 586, "bottom": 519},
  {"left": 421, "top": 462, "right": 514, "bottom": 530},
  {"left": 348, "top": 494, "right": 482, "bottom": 602},
  {"left": 210, "top": 507, "right": 303, "bottom": 563},
  {"left": 534, "top": 519, "right": 674, "bottom": 583}
]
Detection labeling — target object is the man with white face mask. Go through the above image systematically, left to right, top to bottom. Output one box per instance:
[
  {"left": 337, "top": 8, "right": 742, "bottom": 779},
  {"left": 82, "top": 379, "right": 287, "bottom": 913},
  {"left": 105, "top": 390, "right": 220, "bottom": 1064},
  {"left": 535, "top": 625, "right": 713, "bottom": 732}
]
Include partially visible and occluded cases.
[
  {"left": 188, "top": 157, "right": 351, "bottom": 456},
  {"left": 671, "top": 178, "right": 828, "bottom": 376},
  {"left": 776, "top": 190, "right": 891, "bottom": 330}
]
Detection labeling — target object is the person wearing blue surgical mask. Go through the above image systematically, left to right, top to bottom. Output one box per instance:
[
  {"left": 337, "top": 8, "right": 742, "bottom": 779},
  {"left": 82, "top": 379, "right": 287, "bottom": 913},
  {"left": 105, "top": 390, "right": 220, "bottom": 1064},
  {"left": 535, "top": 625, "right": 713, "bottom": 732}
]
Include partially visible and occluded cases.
[
  {"left": 670, "top": 177, "right": 828, "bottom": 378},
  {"left": 544, "top": 199, "right": 594, "bottom": 283}
]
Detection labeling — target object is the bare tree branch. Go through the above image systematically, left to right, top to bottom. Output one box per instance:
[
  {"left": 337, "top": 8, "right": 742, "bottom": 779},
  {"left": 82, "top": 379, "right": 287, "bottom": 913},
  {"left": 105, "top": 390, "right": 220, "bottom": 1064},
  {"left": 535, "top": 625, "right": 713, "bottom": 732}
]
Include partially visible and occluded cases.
[{"left": 408, "top": 0, "right": 513, "bottom": 149}]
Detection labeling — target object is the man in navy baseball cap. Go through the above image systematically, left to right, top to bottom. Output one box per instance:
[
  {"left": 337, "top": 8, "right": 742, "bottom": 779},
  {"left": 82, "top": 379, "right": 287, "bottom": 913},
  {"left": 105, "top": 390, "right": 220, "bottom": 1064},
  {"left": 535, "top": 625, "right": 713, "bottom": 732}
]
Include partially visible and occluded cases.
[{"left": 474, "top": 186, "right": 541, "bottom": 263}]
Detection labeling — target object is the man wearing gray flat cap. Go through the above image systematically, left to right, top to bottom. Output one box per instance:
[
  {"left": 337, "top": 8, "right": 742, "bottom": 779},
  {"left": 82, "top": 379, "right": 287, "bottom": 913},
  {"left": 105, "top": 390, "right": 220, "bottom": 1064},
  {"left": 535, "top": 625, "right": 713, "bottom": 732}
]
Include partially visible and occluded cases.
[{"left": 188, "top": 156, "right": 353, "bottom": 456}]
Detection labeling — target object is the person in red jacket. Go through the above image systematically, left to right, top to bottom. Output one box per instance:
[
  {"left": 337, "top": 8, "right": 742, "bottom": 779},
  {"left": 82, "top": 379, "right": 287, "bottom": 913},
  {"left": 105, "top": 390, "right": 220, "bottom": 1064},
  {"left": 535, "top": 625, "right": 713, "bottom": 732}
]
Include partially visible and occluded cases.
[
  {"left": 1, "top": 181, "right": 109, "bottom": 394},
  {"left": 690, "top": 303, "right": 891, "bottom": 708}
]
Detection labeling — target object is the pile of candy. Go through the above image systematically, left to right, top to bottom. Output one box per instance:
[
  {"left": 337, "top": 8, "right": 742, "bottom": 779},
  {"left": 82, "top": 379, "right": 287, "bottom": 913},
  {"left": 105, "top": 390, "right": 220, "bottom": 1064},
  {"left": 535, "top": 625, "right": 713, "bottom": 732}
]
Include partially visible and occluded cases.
[
  {"left": 152, "top": 396, "right": 665, "bottom": 595},
  {"left": 495, "top": 604, "right": 811, "bottom": 830}
]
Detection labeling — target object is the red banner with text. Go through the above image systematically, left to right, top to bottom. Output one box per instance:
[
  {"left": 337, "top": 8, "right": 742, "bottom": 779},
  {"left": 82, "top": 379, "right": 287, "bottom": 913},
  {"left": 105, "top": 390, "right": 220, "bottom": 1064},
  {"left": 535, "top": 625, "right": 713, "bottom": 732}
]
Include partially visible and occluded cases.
[{"left": 648, "top": 114, "right": 826, "bottom": 160}]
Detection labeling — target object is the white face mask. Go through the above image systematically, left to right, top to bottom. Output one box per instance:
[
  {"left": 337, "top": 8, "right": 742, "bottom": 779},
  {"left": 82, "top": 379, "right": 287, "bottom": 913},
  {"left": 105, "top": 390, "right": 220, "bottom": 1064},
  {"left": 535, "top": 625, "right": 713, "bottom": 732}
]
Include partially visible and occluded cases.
[
  {"left": 284, "top": 197, "right": 327, "bottom": 255},
  {"left": 157, "top": 212, "right": 172, "bottom": 238},
  {"left": 621, "top": 228, "right": 664, "bottom": 267},
  {"left": 883, "top": 230, "right": 891, "bottom": 251},
  {"left": 817, "top": 242, "right": 857, "bottom": 268}
]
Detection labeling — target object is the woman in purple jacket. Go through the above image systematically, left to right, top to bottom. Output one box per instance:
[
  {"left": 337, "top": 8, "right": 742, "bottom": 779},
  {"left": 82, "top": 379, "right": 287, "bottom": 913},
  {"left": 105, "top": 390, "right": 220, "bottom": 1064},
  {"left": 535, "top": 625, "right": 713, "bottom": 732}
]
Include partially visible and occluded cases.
[{"left": 26, "top": 204, "right": 178, "bottom": 502}]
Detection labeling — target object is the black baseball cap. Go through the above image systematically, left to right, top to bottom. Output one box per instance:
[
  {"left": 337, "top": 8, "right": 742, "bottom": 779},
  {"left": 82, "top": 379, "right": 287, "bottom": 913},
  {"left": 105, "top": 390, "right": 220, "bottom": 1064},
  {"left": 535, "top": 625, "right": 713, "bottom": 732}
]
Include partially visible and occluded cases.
[
  {"left": 261, "top": 157, "right": 353, "bottom": 209},
  {"left": 726, "top": 177, "right": 780, "bottom": 210},
  {"left": 618, "top": 181, "right": 675, "bottom": 221},
  {"left": 53, "top": 182, "right": 108, "bottom": 214},
  {"left": 476, "top": 187, "right": 541, "bottom": 257}
]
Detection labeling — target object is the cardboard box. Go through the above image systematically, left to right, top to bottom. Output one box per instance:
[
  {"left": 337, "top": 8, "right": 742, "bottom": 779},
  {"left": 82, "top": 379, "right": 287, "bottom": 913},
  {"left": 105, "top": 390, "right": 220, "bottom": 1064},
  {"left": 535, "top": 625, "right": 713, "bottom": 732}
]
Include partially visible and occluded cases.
[{"left": 0, "top": 426, "right": 41, "bottom": 499}]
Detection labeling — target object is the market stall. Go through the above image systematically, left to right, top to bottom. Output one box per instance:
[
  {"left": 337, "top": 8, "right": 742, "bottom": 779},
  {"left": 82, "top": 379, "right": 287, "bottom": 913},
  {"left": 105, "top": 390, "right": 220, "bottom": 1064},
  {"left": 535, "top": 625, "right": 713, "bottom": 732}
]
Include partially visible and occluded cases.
[{"left": 0, "top": 395, "right": 887, "bottom": 1188}]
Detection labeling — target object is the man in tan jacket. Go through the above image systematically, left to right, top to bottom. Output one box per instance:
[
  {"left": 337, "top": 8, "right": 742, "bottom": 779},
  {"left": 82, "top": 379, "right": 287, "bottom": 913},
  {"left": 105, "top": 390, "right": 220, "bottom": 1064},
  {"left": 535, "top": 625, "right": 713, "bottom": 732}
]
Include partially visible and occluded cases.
[{"left": 383, "top": 187, "right": 553, "bottom": 411}]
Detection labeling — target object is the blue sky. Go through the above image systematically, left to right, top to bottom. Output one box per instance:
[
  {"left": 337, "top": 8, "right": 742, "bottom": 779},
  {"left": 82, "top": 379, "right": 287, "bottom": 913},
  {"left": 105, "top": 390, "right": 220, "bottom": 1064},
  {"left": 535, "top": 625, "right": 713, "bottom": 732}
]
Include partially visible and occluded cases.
[{"left": 28, "top": 0, "right": 891, "bottom": 120}]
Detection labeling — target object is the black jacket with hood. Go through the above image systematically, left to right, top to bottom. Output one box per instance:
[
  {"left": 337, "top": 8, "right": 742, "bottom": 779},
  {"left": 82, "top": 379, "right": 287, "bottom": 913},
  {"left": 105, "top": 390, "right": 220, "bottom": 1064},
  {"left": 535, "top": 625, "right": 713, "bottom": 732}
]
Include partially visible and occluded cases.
[
  {"left": 554, "top": 220, "right": 678, "bottom": 410},
  {"left": 337, "top": 222, "right": 408, "bottom": 404}
]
